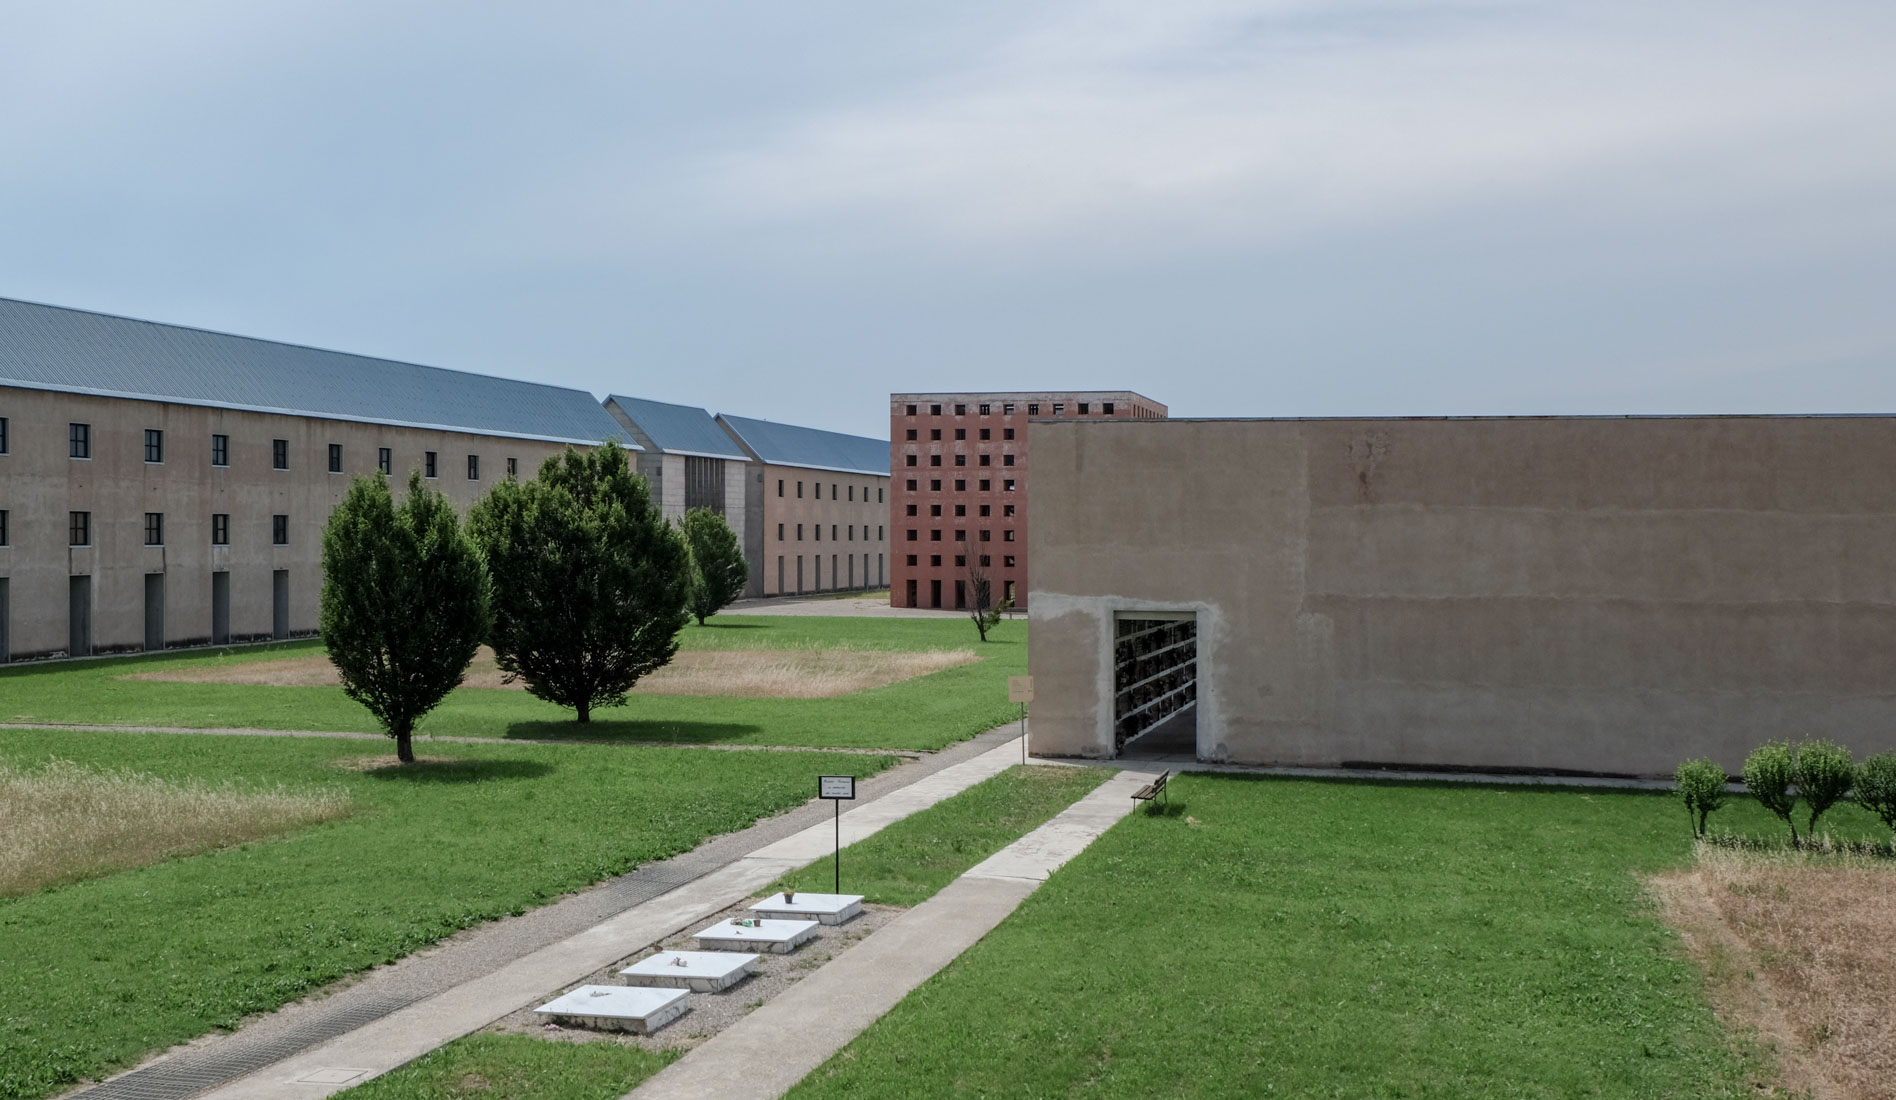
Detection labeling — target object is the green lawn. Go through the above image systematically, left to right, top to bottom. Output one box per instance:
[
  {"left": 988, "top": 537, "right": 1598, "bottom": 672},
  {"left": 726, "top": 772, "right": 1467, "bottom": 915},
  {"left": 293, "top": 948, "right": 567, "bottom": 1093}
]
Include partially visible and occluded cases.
[
  {"left": 0, "top": 616, "right": 1023, "bottom": 751},
  {"left": 0, "top": 730, "right": 891, "bottom": 1100},
  {"left": 775, "top": 764, "right": 1111, "bottom": 906},
  {"left": 784, "top": 775, "right": 1891, "bottom": 1098},
  {"left": 337, "top": 1035, "right": 674, "bottom": 1100}
]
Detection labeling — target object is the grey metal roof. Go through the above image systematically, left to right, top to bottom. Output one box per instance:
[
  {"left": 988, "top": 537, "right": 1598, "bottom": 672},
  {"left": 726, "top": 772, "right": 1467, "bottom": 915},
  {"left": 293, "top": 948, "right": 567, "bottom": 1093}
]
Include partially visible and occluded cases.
[
  {"left": 0, "top": 297, "right": 632, "bottom": 446},
  {"left": 605, "top": 395, "right": 749, "bottom": 460},
  {"left": 716, "top": 413, "right": 889, "bottom": 476}
]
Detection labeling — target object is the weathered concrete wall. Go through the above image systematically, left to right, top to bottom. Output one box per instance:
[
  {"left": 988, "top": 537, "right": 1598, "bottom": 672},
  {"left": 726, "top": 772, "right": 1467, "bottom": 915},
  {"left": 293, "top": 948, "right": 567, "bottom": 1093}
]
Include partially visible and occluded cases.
[
  {"left": 0, "top": 386, "right": 584, "bottom": 661},
  {"left": 1028, "top": 417, "right": 1896, "bottom": 776},
  {"left": 754, "top": 465, "right": 890, "bottom": 596}
]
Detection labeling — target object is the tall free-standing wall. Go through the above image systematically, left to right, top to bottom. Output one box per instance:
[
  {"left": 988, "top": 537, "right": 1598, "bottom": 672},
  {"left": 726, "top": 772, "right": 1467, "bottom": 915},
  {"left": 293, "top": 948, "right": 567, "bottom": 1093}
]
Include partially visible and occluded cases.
[{"left": 1027, "top": 416, "right": 1896, "bottom": 776}]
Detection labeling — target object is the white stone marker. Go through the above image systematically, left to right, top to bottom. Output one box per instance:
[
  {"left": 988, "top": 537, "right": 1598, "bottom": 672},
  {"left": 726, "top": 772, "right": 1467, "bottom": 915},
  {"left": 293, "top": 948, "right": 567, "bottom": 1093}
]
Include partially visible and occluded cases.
[
  {"left": 748, "top": 892, "right": 864, "bottom": 926},
  {"left": 694, "top": 918, "right": 819, "bottom": 955},
  {"left": 620, "top": 951, "right": 760, "bottom": 993},
  {"left": 533, "top": 985, "right": 690, "bottom": 1034}
]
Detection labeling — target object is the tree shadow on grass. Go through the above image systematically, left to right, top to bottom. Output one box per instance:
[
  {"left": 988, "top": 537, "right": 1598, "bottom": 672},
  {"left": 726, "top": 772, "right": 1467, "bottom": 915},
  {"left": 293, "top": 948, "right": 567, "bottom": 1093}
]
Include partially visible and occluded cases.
[
  {"left": 502, "top": 719, "right": 764, "bottom": 745},
  {"left": 361, "top": 759, "right": 555, "bottom": 783}
]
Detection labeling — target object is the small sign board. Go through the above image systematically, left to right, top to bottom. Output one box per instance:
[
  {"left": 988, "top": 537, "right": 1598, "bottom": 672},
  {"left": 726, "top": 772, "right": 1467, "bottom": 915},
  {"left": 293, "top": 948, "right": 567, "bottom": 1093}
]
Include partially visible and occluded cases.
[
  {"left": 1008, "top": 676, "right": 1035, "bottom": 703},
  {"left": 818, "top": 775, "right": 856, "bottom": 800}
]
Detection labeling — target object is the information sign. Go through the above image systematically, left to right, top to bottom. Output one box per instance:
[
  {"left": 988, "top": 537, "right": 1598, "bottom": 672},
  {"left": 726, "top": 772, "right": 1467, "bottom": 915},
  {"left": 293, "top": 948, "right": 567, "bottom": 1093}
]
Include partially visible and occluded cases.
[
  {"left": 1008, "top": 676, "right": 1035, "bottom": 703},
  {"left": 818, "top": 775, "right": 856, "bottom": 800}
]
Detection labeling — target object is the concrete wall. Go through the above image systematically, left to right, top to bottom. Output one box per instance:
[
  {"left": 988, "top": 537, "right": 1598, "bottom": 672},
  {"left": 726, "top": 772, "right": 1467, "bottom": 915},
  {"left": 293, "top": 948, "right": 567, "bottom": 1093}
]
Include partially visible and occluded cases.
[
  {"left": 0, "top": 386, "right": 582, "bottom": 661},
  {"left": 1028, "top": 416, "right": 1896, "bottom": 777},
  {"left": 753, "top": 465, "right": 890, "bottom": 597}
]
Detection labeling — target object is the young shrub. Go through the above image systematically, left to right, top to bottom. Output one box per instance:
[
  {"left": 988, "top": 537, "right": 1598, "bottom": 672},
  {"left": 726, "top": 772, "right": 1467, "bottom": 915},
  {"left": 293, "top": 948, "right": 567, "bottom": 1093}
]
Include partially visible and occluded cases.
[
  {"left": 468, "top": 441, "right": 689, "bottom": 723},
  {"left": 321, "top": 472, "right": 491, "bottom": 763},
  {"left": 681, "top": 508, "right": 749, "bottom": 626},
  {"left": 965, "top": 562, "right": 1013, "bottom": 642},
  {"left": 1793, "top": 737, "right": 1854, "bottom": 838},
  {"left": 1742, "top": 741, "right": 1800, "bottom": 845},
  {"left": 1855, "top": 751, "right": 1896, "bottom": 842},
  {"left": 1674, "top": 758, "right": 1728, "bottom": 839}
]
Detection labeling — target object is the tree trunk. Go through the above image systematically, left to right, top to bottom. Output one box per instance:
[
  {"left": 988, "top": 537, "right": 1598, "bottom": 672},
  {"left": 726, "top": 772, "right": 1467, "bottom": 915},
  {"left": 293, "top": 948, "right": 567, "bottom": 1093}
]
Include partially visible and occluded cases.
[
  {"left": 576, "top": 699, "right": 591, "bottom": 723},
  {"left": 395, "top": 725, "right": 416, "bottom": 764}
]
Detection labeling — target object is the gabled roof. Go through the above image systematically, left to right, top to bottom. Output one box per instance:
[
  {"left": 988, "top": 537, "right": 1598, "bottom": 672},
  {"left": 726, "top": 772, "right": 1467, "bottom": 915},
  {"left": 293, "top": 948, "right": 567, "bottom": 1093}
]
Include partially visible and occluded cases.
[
  {"left": 0, "top": 297, "right": 632, "bottom": 446},
  {"left": 605, "top": 395, "right": 749, "bottom": 460},
  {"left": 716, "top": 413, "right": 889, "bottom": 477}
]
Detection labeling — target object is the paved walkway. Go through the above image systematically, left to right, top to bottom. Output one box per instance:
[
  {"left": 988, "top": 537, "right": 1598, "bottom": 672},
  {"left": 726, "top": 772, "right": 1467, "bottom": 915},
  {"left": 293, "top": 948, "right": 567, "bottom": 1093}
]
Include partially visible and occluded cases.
[
  {"left": 0, "top": 722, "right": 903, "bottom": 756},
  {"left": 184, "top": 734, "right": 1032, "bottom": 1100},
  {"left": 1108, "top": 751, "right": 1680, "bottom": 790},
  {"left": 626, "top": 768, "right": 1156, "bottom": 1100}
]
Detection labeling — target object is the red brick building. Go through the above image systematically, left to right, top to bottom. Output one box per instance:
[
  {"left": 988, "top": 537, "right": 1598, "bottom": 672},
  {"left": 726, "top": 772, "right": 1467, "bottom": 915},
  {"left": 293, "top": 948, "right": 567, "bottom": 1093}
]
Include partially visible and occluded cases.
[{"left": 889, "top": 392, "right": 1167, "bottom": 610}]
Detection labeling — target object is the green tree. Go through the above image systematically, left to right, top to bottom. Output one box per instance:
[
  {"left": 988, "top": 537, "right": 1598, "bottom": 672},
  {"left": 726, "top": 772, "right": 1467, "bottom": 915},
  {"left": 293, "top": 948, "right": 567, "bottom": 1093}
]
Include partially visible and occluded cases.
[
  {"left": 467, "top": 441, "right": 689, "bottom": 722},
  {"left": 320, "top": 471, "right": 490, "bottom": 763},
  {"left": 681, "top": 507, "right": 748, "bottom": 626},
  {"left": 965, "top": 562, "right": 1012, "bottom": 642},
  {"left": 1793, "top": 737, "right": 1854, "bottom": 838},
  {"left": 1742, "top": 741, "right": 1800, "bottom": 845},
  {"left": 1855, "top": 751, "right": 1896, "bottom": 843},
  {"left": 1673, "top": 758, "right": 1728, "bottom": 839}
]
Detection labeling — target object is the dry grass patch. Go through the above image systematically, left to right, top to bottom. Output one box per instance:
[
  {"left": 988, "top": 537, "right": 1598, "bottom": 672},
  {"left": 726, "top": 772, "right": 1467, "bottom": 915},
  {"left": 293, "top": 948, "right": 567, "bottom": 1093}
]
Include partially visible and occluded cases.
[
  {"left": 124, "top": 645, "right": 978, "bottom": 699},
  {"left": 0, "top": 758, "right": 351, "bottom": 897},
  {"left": 1652, "top": 846, "right": 1896, "bottom": 1100}
]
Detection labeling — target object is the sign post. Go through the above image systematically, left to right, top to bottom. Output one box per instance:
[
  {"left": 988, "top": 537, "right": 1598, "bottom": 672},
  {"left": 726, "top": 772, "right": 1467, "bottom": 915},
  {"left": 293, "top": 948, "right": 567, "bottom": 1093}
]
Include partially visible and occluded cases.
[
  {"left": 1008, "top": 676, "right": 1035, "bottom": 764},
  {"left": 818, "top": 774, "right": 856, "bottom": 893}
]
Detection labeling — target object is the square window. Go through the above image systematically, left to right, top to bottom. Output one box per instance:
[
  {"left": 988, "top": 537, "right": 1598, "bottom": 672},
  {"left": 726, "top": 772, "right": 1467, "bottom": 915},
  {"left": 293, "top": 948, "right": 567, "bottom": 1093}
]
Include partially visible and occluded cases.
[
  {"left": 1078, "top": 402, "right": 1090, "bottom": 414},
  {"left": 1103, "top": 402, "right": 1115, "bottom": 414},
  {"left": 930, "top": 403, "right": 942, "bottom": 415},
  {"left": 1004, "top": 403, "right": 1015, "bottom": 414},
  {"left": 1027, "top": 403, "right": 1039, "bottom": 416},
  {"left": 1053, "top": 403, "right": 1064, "bottom": 415},
  {"left": 906, "top": 404, "right": 917, "bottom": 416},
  {"left": 954, "top": 404, "right": 966, "bottom": 415},
  {"left": 979, "top": 404, "right": 991, "bottom": 416},
  {"left": 69, "top": 423, "right": 90, "bottom": 459},
  {"left": 1004, "top": 427, "right": 1015, "bottom": 440},
  {"left": 930, "top": 428, "right": 941, "bottom": 440},
  {"left": 954, "top": 428, "right": 966, "bottom": 440},
  {"left": 979, "top": 428, "right": 990, "bottom": 440},
  {"left": 144, "top": 429, "right": 164, "bottom": 463},
  {"left": 906, "top": 429, "right": 917, "bottom": 441},
  {"left": 212, "top": 434, "right": 229, "bottom": 466},
  {"left": 273, "top": 439, "right": 288, "bottom": 469},
  {"left": 328, "top": 443, "right": 342, "bottom": 473},
  {"left": 378, "top": 447, "right": 392, "bottom": 475},
  {"left": 424, "top": 451, "right": 437, "bottom": 478},
  {"left": 467, "top": 454, "right": 479, "bottom": 480},
  {"left": 953, "top": 454, "right": 966, "bottom": 467},
  {"left": 1003, "top": 454, "right": 1015, "bottom": 466},
  {"left": 979, "top": 455, "right": 990, "bottom": 467},
  {"left": 907, "top": 479, "right": 918, "bottom": 491},
  {"left": 930, "top": 479, "right": 942, "bottom": 491},
  {"left": 955, "top": 479, "right": 966, "bottom": 491},
  {"left": 979, "top": 479, "right": 991, "bottom": 491},
  {"left": 1004, "top": 479, "right": 1015, "bottom": 491},
  {"left": 906, "top": 504, "right": 918, "bottom": 516},
  {"left": 930, "top": 504, "right": 942, "bottom": 517},
  {"left": 954, "top": 504, "right": 966, "bottom": 517},
  {"left": 979, "top": 504, "right": 991, "bottom": 516},
  {"left": 69, "top": 510, "right": 90, "bottom": 546},
  {"left": 144, "top": 512, "right": 163, "bottom": 546},
  {"left": 212, "top": 513, "right": 230, "bottom": 545},
  {"left": 272, "top": 514, "right": 289, "bottom": 545},
  {"left": 979, "top": 528, "right": 990, "bottom": 541},
  {"left": 906, "top": 529, "right": 917, "bottom": 541},
  {"left": 930, "top": 529, "right": 941, "bottom": 541},
  {"left": 1004, "top": 529, "right": 1016, "bottom": 542},
  {"left": 954, "top": 530, "right": 966, "bottom": 542},
  {"left": 906, "top": 554, "right": 918, "bottom": 566},
  {"left": 930, "top": 554, "right": 942, "bottom": 566},
  {"left": 955, "top": 554, "right": 966, "bottom": 566},
  {"left": 981, "top": 554, "right": 991, "bottom": 566},
  {"left": 1005, "top": 555, "right": 1016, "bottom": 568}
]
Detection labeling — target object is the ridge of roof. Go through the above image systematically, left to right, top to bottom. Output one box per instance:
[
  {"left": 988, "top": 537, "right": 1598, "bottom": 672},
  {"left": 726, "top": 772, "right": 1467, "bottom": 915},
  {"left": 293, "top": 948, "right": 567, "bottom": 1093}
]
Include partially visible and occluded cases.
[{"left": 716, "top": 413, "right": 889, "bottom": 476}]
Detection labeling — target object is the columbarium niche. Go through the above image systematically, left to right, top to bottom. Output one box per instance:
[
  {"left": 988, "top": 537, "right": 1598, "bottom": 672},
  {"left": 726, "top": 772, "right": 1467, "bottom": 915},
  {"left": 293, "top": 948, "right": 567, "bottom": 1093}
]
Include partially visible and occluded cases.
[{"left": 1112, "top": 612, "right": 1197, "bottom": 756}]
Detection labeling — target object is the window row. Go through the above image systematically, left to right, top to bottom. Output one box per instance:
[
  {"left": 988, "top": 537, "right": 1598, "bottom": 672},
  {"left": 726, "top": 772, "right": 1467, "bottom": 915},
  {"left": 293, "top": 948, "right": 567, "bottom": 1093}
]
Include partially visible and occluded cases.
[
  {"left": 902, "top": 401, "right": 1114, "bottom": 417},
  {"left": 52, "top": 424, "right": 517, "bottom": 479},
  {"left": 905, "top": 427, "right": 1016, "bottom": 442},
  {"left": 904, "top": 452, "right": 1015, "bottom": 468},
  {"left": 903, "top": 478, "right": 1016, "bottom": 493},
  {"left": 775, "top": 479, "right": 884, "bottom": 503},
  {"left": 907, "top": 503, "right": 1015, "bottom": 518},
  {"left": 48, "top": 511, "right": 294, "bottom": 547},
  {"left": 775, "top": 523, "right": 885, "bottom": 543},
  {"left": 904, "top": 529, "right": 1016, "bottom": 543},
  {"left": 904, "top": 553, "right": 1018, "bottom": 569}
]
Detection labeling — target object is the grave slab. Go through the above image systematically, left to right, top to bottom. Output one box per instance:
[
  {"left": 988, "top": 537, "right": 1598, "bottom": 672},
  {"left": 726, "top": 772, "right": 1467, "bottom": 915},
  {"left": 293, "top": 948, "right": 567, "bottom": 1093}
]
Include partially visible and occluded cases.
[
  {"left": 749, "top": 892, "right": 864, "bottom": 926},
  {"left": 694, "top": 918, "right": 818, "bottom": 955},
  {"left": 620, "top": 951, "right": 760, "bottom": 993},
  {"left": 533, "top": 985, "right": 690, "bottom": 1034}
]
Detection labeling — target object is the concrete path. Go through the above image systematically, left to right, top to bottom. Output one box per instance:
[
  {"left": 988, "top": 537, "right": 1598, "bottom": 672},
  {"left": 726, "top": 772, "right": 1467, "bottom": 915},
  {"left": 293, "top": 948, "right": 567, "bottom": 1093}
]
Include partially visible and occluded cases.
[
  {"left": 0, "top": 722, "right": 904, "bottom": 756},
  {"left": 186, "top": 736, "right": 1030, "bottom": 1100},
  {"left": 1108, "top": 752, "right": 1683, "bottom": 790},
  {"left": 626, "top": 768, "right": 1156, "bottom": 1100}
]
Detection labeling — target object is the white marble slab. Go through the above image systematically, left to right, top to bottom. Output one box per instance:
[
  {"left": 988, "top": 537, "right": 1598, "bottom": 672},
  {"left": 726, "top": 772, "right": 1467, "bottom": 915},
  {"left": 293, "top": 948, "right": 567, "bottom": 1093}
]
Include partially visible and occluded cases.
[
  {"left": 749, "top": 892, "right": 864, "bottom": 926},
  {"left": 694, "top": 918, "right": 819, "bottom": 955},
  {"left": 620, "top": 950, "right": 760, "bottom": 993},
  {"left": 533, "top": 985, "right": 690, "bottom": 1034}
]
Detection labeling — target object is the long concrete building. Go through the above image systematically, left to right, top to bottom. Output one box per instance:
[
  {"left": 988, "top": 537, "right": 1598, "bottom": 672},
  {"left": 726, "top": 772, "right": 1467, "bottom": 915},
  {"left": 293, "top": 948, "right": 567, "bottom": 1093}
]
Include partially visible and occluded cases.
[
  {"left": 0, "top": 298, "right": 631, "bottom": 662},
  {"left": 604, "top": 395, "right": 749, "bottom": 545},
  {"left": 716, "top": 414, "right": 890, "bottom": 598},
  {"left": 1027, "top": 415, "right": 1896, "bottom": 777}
]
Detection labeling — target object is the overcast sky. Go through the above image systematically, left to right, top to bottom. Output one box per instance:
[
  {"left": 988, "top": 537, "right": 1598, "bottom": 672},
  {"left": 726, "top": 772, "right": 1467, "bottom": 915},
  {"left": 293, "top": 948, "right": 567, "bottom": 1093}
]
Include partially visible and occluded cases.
[{"left": 3, "top": 1, "right": 1893, "bottom": 439}]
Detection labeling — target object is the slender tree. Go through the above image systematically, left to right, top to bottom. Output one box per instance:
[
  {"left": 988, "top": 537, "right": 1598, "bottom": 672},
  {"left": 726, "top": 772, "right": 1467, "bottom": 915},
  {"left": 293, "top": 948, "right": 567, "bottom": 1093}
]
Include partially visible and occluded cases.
[
  {"left": 468, "top": 441, "right": 689, "bottom": 722},
  {"left": 320, "top": 471, "right": 490, "bottom": 763},
  {"left": 681, "top": 507, "right": 749, "bottom": 626},
  {"left": 965, "top": 562, "right": 1012, "bottom": 642},
  {"left": 1794, "top": 737, "right": 1855, "bottom": 838},
  {"left": 1743, "top": 741, "right": 1800, "bottom": 845},
  {"left": 1855, "top": 751, "right": 1896, "bottom": 843},
  {"left": 1674, "top": 757, "right": 1728, "bottom": 839}
]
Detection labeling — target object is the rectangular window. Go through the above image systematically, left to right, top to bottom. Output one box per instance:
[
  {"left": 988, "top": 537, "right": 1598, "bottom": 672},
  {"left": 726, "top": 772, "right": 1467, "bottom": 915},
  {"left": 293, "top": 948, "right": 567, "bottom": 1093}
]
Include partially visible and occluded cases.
[
  {"left": 1078, "top": 402, "right": 1090, "bottom": 414},
  {"left": 1103, "top": 402, "right": 1115, "bottom": 414},
  {"left": 979, "top": 403, "right": 991, "bottom": 415},
  {"left": 1004, "top": 403, "right": 1015, "bottom": 414},
  {"left": 1027, "top": 403, "right": 1039, "bottom": 416},
  {"left": 0, "top": 415, "right": 8, "bottom": 454},
  {"left": 69, "top": 423, "right": 90, "bottom": 458},
  {"left": 1004, "top": 427, "right": 1015, "bottom": 440},
  {"left": 144, "top": 429, "right": 164, "bottom": 463},
  {"left": 212, "top": 434, "right": 229, "bottom": 466},
  {"left": 273, "top": 439, "right": 288, "bottom": 469},
  {"left": 328, "top": 443, "right": 343, "bottom": 473},
  {"left": 378, "top": 447, "right": 392, "bottom": 474},
  {"left": 424, "top": 451, "right": 437, "bottom": 478},
  {"left": 467, "top": 454, "right": 480, "bottom": 480},
  {"left": 1003, "top": 454, "right": 1015, "bottom": 466},
  {"left": 506, "top": 457, "right": 518, "bottom": 477},
  {"left": 778, "top": 478, "right": 785, "bottom": 497},
  {"left": 931, "top": 479, "right": 941, "bottom": 491},
  {"left": 797, "top": 481, "right": 804, "bottom": 497},
  {"left": 832, "top": 484, "right": 839, "bottom": 498},
  {"left": 848, "top": 485, "right": 855, "bottom": 501},
  {"left": 878, "top": 488, "right": 884, "bottom": 503},
  {"left": 1004, "top": 503, "right": 1017, "bottom": 518},
  {"left": 0, "top": 509, "right": 8, "bottom": 545},
  {"left": 69, "top": 511, "right": 89, "bottom": 546},
  {"left": 144, "top": 512, "right": 163, "bottom": 546},
  {"left": 211, "top": 513, "right": 230, "bottom": 545},
  {"left": 272, "top": 514, "right": 289, "bottom": 545},
  {"left": 778, "top": 523, "right": 785, "bottom": 540},
  {"left": 797, "top": 524, "right": 805, "bottom": 541},
  {"left": 832, "top": 524, "right": 839, "bottom": 540},
  {"left": 815, "top": 525, "right": 822, "bottom": 541},
  {"left": 877, "top": 525, "right": 883, "bottom": 540},
  {"left": 848, "top": 526, "right": 854, "bottom": 541},
  {"left": 1004, "top": 529, "right": 1016, "bottom": 542},
  {"left": 981, "top": 554, "right": 991, "bottom": 567},
  {"left": 1005, "top": 555, "right": 1016, "bottom": 568}
]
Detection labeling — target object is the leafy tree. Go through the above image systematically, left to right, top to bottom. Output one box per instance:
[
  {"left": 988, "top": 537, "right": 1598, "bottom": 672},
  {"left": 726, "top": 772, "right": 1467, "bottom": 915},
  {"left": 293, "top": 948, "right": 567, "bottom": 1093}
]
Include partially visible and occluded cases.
[
  {"left": 468, "top": 441, "right": 689, "bottom": 722},
  {"left": 320, "top": 471, "right": 490, "bottom": 763},
  {"left": 681, "top": 507, "right": 748, "bottom": 626},
  {"left": 965, "top": 562, "right": 1013, "bottom": 642},
  {"left": 1793, "top": 737, "right": 1854, "bottom": 838},
  {"left": 1742, "top": 741, "right": 1800, "bottom": 844},
  {"left": 1855, "top": 751, "right": 1896, "bottom": 842},
  {"left": 1673, "top": 758, "right": 1728, "bottom": 839}
]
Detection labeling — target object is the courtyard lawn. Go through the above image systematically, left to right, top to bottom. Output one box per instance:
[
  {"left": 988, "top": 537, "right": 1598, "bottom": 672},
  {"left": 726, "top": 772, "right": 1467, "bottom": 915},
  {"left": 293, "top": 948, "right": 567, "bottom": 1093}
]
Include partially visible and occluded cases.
[
  {"left": 0, "top": 616, "right": 1023, "bottom": 751},
  {"left": 0, "top": 729, "right": 891, "bottom": 1100},
  {"left": 774, "top": 764, "right": 1111, "bottom": 906},
  {"left": 786, "top": 775, "right": 1890, "bottom": 1099},
  {"left": 336, "top": 1035, "right": 674, "bottom": 1100}
]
